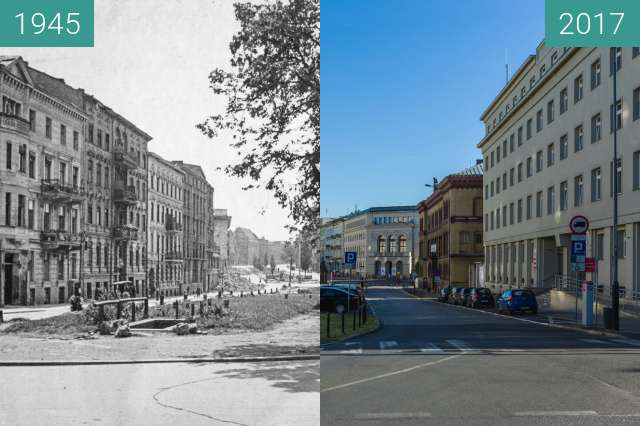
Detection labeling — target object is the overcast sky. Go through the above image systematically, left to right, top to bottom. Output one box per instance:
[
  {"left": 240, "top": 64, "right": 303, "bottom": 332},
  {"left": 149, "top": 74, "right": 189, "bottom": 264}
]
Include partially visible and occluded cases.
[{"left": 3, "top": 0, "right": 291, "bottom": 241}]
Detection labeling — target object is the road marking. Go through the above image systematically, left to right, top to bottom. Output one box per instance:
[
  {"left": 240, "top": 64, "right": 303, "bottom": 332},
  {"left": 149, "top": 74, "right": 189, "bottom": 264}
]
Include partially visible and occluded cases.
[
  {"left": 579, "top": 338, "right": 611, "bottom": 345},
  {"left": 379, "top": 340, "right": 398, "bottom": 350},
  {"left": 446, "top": 340, "right": 472, "bottom": 352},
  {"left": 344, "top": 341, "right": 360, "bottom": 346},
  {"left": 420, "top": 343, "right": 444, "bottom": 353},
  {"left": 339, "top": 348, "right": 362, "bottom": 355},
  {"left": 321, "top": 354, "right": 462, "bottom": 393},
  {"left": 515, "top": 411, "right": 598, "bottom": 417},
  {"left": 354, "top": 412, "right": 432, "bottom": 419}
]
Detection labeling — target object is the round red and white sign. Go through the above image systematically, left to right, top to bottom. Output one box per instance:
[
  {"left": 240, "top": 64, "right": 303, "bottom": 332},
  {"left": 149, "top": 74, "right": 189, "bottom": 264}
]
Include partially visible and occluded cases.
[{"left": 569, "top": 215, "right": 589, "bottom": 234}]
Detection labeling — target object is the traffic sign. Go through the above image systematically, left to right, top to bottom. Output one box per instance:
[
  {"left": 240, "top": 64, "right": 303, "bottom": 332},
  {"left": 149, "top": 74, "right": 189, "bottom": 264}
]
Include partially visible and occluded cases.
[
  {"left": 569, "top": 215, "right": 589, "bottom": 234},
  {"left": 571, "top": 239, "right": 586, "bottom": 257},
  {"left": 344, "top": 251, "right": 357, "bottom": 264}
]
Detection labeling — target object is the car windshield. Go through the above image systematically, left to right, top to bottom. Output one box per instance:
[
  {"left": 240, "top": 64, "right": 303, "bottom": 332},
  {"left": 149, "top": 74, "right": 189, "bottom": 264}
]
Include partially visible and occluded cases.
[
  {"left": 478, "top": 288, "right": 491, "bottom": 295},
  {"left": 512, "top": 290, "right": 534, "bottom": 297}
]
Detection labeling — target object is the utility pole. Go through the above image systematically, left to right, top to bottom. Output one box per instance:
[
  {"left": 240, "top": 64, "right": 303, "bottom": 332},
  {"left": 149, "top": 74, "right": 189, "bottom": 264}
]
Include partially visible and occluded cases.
[{"left": 612, "top": 48, "right": 620, "bottom": 331}]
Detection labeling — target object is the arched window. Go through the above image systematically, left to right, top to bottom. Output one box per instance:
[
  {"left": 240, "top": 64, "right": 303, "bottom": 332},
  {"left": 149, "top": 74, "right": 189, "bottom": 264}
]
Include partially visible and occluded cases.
[
  {"left": 377, "top": 236, "right": 386, "bottom": 253},
  {"left": 388, "top": 236, "right": 396, "bottom": 254},
  {"left": 399, "top": 236, "right": 407, "bottom": 254}
]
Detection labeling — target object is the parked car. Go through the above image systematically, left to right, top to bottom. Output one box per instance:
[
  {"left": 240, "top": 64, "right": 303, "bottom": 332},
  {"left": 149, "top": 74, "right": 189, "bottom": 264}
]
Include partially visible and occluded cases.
[
  {"left": 330, "top": 282, "right": 364, "bottom": 300},
  {"left": 320, "top": 286, "right": 361, "bottom": 313},
  {"left": 439, "top": 287, "right": 452, "bottom": 303},
  {"left": 446, "top": 287, "right": 458, "bottom": 303},
  {"left": 449, "top": 287, "right": 465, "bottom": 304},
  {"left": 468, "top": 287, "right": 494, "bottom": 308},
  {"left": 458, "top": 288, "right": 473, "bottom": 306},
  {"left": 496, "top": 289, "right": 538, "bottom": 315}
]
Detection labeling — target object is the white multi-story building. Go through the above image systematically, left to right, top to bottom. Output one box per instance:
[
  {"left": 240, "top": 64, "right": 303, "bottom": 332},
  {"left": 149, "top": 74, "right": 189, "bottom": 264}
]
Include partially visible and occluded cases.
[
  {"left": 479, "top": 42, "right": 640, "bottom": 296},
  {"left": 342, "top": 206, "right": 418, "bottom": 278}
]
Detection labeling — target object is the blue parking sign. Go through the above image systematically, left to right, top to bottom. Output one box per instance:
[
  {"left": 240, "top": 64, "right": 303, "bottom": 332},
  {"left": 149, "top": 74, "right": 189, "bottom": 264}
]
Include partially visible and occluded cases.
[
  {"left": 571, "top": 240, "right": 586, "bottom": 257},
  {"left": 345, "top": 251, "right": 357, "bottom": 264}
]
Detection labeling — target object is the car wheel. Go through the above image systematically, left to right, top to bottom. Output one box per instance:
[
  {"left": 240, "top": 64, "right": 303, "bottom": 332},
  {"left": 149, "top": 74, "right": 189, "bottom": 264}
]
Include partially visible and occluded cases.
[{"left": 336, "top": 304, "right": 345, "bottom": 314}]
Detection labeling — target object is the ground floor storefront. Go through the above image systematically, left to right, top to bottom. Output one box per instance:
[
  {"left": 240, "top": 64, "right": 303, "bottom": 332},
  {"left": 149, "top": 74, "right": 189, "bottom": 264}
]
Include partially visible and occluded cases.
[{"left": 483, "top": 221, "right": 640, "bottom": 299}]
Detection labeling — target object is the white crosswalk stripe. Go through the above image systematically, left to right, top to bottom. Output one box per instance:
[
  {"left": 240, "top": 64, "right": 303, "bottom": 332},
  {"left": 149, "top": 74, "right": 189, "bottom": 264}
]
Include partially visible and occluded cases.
[
  {"left": 446, "top": 339, "right": 474, "bottom": 352},
  {"left": 379, "top": 340, "right": 399, "bottom": 350},
  {"left": 419, "top": 343, "right": 444, "bottom": 353},
  {"left": 339, "top": 348, "right": 363, "bottom": 354}
]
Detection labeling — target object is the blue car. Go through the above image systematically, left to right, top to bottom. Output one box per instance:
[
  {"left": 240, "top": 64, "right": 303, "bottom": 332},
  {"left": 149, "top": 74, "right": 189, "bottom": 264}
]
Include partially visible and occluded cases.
[{"left": 496, "top": 289, "right": 538, "bottom": 315}]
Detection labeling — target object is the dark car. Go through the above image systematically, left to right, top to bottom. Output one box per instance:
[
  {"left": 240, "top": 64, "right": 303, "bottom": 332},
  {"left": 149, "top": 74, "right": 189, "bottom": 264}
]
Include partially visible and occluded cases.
[
  {"left": 331, "top": 282, "right": 364, "bottom": 300},
  {"left": 320, "top": 286, "right": 360, "bottom": 313},
  {"left": 439, "top": 287, "right": 452, "bottom": 302},
  {"left": 446, "top": 287, "right": 458, "bottom": 304},
  {"left": 449, "top": 287, "right": 465, "bottom": 304},
  {"left": 468, "top": 287, "right": 494, "bottom": 308},
  {"left": 459, "top": 288, "right": 472, "bottom": 306},
  {"left": 496, "top": 289, "right": 538, "bottom": 315}
]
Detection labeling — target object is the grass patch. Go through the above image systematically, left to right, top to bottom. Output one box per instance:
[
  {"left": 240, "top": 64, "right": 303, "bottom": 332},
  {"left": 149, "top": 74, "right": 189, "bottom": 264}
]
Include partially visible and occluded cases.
[{"left": 320, "top": 308, "right": 379, "bottom": 342}]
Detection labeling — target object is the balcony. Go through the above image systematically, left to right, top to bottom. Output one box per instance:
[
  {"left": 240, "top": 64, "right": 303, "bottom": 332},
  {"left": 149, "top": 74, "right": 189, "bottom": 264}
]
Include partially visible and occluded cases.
[
  {"left": 0, "top": 113, "right": 29, "bottom": 136},
  {"left": 113, "top": 146, "right": 138, "bottom": 170},
  {"left": 40, "top": 179, "right": 83, "bottom": 204},
  {"left": 113, "top": 185, "right": 137, "bottom": 205},
  {"left": 165, "top": 216, "right": 182, "bottom": 233},
  {"left": 113, "top": 224, "right": 138, "bottom": 241},
  {"left": 41, "top": 230, "right": 81, "bottom": 250},
  {"left": 165, "top": 251, "right": 183, "bottom": 262}
]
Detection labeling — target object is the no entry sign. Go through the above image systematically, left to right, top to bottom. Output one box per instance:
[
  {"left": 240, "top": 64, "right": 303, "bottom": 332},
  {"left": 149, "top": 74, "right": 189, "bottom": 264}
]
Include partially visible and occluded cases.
[{"left": 569, "top": 215, "right": 589, "bottom": 234}]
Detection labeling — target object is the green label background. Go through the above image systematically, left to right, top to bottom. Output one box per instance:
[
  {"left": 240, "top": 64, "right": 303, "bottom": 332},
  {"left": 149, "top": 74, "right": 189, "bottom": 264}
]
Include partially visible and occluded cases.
[
  {"left": 0, "top": 0, "right": 94, "bottom": 47},
  {"left": 546, "top": 0, "right": 640, "bottom": 47}
]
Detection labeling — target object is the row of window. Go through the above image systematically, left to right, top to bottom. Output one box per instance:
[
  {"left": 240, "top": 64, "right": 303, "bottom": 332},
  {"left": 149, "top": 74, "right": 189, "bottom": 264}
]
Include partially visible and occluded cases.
[
  {"left": 485, "top": 47, "right": 638, "bottom": 173},
  {"left": 484, "top": 88, "right": 636, "bottom": 202},
  {"left": 5, "top": 141, "right": 80, "bottom": 186},
  {"left": 485, "top": 152, "right": 640, "bottom": 232},
  {"left": 150, "top": 173, "right": 182, "bottom": 201},
  {"left": 149, "top": 202, "right": 182, "bottom": 226},
  {"left": 372, "top": 215, "right": 414, "bottom": 225},
  {"left": 376, "top": 235, "right": 408, "bottom": 254}
]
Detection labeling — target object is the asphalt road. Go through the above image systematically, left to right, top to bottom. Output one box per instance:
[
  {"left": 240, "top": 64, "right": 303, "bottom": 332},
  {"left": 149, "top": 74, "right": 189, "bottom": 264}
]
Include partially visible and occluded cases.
[
  {"left": 321, "top": 285, "right": 640, "bottom": 425},
  {"left": 0, "top": 360, "right": 319, "bottom": 425}
]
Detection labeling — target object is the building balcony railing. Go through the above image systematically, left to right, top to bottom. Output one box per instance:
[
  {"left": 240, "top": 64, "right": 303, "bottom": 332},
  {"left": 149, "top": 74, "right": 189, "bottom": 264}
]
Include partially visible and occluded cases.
[
  {"left": 0, "top": 113, "right": 30, "bottom": 136},
  {"left": 112, "top": 146, "right": 138, "bottom": 170},
  {"left": 40, "top": 179, "right": 83, "bottom": 204},
  {"left": 113, "top": 185, "right": 137, "bottom": 205},
  {"left": 165, "top": 221, "right": 182, "bottom": 233},
  {"left": 112, "top": 224, "right": 138, "bottom": 241},
  {"left": 41, "top": 230, "right": 81, "bottom": 250},
  {"left": 165, "top": 251, "right": 183, "bottom": 262}
]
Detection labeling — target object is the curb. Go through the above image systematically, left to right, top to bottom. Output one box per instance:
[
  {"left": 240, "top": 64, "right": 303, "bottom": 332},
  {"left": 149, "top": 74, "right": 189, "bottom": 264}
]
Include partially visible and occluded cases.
[
  {"left": 426, "top": 297, "right": 634, "bottom": 340},
  {"left": 0, "top": 354, "right": 320, "bottom": 367}
]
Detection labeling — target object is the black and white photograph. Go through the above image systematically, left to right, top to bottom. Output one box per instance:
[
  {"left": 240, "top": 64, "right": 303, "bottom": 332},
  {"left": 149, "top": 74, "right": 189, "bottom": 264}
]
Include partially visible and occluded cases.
[{"left": 0, "top": 1, "right": 320, "bottom": 424}]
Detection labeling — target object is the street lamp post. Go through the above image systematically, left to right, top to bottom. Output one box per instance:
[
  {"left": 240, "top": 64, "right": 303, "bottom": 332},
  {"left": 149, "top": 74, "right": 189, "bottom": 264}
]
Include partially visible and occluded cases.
[{"left": 612, "top": 48, "right": 620, "bottom": 331}]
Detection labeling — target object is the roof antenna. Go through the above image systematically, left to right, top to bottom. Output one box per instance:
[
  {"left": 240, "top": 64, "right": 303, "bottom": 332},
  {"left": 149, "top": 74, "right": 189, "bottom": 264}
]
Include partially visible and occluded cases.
[{"left": 505, "top": 48, "right": 509, "bottom": 84}]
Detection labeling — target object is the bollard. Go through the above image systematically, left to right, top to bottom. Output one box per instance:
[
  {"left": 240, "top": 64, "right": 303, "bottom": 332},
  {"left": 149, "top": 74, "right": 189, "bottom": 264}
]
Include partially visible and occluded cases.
[
  {"left": 240, "top": 291, "right": 243, "bottom": 298},
  {"left": 250, "top": 291, "right": 253, "bottom": 296},
  {"left": 285, "top": 293, "right": 289, "bottom": 299},
  {"left": 144, "top": 298, "right": 149, "bottom": 319},
  {"left": 208, "top": 298, "right": 212, "bottom": 307},
  {"left": 223, "top": 299, "right": 230, "bottom": 309},
  {"left": 174, "top": 300, "right": 179, "bottom": 319},
  {"left": 116, "top": 301, "right": 122, "bottom": 319},
  {"left": 200, "top": 301, "right": 204, "bottom": 315},
  {"left": 131, "top": 302, "right": 136, "bottom": 322},
  {"left": 191, "top": 303, "right": 195, "bottom": 317},
  {"left": 363, "top": 304, "right": 367, "bottom": 324},
  {"left": 98, "top": 305, "right": 104, "bottom": 322},
  {"left": 358, "top": 306, "right": 362, "bottom": 327},
  {"left": 0, "top": 309, "right": 3, "bottom": 323},
  {"left": 352, "top": 309, "right": 356, "bottom": 331},
  {"left": 326, "top": 312, "right": 330, "bottom": 338},
  {"left": 341, "top": 312, "right": 345, "bottom": 335}
]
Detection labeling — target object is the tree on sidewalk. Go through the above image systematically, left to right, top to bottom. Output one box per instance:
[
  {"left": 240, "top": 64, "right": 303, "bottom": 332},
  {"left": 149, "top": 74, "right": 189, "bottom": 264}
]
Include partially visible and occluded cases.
[
  {"left": 198, "top": 0, "right": 320, "bottom": 240},
  {"left": 270, "top": 254, "right": 277, "bottom": 275}
]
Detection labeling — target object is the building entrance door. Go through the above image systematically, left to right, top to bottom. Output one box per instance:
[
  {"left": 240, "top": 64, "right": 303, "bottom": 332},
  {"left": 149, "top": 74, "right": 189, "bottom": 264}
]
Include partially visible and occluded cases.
[{"left": 3, "top": 253, "right": 18, "bottom": 305}]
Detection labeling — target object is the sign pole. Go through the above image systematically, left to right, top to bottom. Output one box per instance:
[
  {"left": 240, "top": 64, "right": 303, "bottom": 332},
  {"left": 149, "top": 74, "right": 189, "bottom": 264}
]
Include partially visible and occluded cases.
[{"left": 612, "top": 52, "right": 620, "bottom": 331}]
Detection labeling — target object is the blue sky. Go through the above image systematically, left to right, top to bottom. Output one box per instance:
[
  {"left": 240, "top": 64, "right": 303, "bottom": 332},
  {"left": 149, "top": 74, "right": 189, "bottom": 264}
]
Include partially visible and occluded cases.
[{"left": 321, "top": 0, "right": 544, "bottom": 218}]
